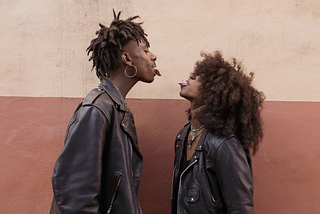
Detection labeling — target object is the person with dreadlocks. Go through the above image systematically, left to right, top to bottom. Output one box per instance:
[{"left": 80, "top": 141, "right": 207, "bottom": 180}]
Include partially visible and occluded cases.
[
  {"left": 50, "top": 10, "right": 160, "bottom": 214},
  {"left": 171, "top": 51, "right": 265, "bottom": 214}
]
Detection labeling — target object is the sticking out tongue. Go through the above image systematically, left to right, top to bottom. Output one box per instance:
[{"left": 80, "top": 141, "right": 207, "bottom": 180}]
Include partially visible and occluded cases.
[
  {"left": 153, "top": 67, "right": 161, "bottom": 76},
  {"left": 178, "top": 80, "right": 188, "bottom": 86}
]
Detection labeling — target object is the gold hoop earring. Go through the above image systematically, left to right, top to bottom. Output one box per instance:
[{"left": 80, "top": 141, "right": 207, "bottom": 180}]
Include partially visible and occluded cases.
[{"left": 124, "top": 65, "right": 137, "bottom": 78}]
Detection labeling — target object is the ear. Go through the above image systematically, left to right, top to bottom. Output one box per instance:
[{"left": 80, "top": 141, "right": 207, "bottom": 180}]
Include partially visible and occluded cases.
[{"left": 121, "top": 52, "right": 132, "bottom": 66}]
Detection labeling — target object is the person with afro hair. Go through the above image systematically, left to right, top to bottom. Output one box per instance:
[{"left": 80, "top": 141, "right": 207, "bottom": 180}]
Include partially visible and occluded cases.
[
  {"left": 50, "top": 10, "right": 160, "bottom": 214},
  {"left": 171, "top": 51, "right": 265, "bottom": 214}
]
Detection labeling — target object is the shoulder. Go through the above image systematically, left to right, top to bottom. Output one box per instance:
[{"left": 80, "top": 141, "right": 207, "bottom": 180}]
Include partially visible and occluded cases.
[
  {"left": 82, "top": 88, "right": 116, "bottom": 118},
  {"left": 83, "top": 88, "right": 113, "bottom": 106},
  {"left": 203, "top": 131, "right": 228, "bottom": 150},
  {"left": 203, "top": 132, "right": 243, "bottom": 156},
  {"left": 204, "top": 133, "right": 251, "bottom": 170},
  {"left": 217, "top": 135, "right": 243, "bottom": 155}
]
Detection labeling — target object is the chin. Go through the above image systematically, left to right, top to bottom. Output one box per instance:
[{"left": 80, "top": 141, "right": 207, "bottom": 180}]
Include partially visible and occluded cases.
[
  {"left": 142, "top": 78, "right": 154, "bottom": 83},
  {"left": 179, "top": 91, "right": 187, "bottom": 99},
  {"left": 180, "top": 92, "right": 192, "bottom": 101}
]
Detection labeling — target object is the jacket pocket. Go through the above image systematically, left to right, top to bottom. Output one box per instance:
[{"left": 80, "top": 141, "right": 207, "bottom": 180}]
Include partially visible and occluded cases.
[
  {"left": 106, "top": 171, "right": 124, "bottom": 214},
  {"left": 185, "top": 188, "right": 200, "bottom": 203}
]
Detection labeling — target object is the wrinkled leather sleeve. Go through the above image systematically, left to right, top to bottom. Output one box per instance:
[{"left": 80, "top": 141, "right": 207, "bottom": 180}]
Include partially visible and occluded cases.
[
  {"left": 52, "top": 105, "right": 108, "bottom": 214},
  {"left": 212, "top": 137, "right": 254, "bottom": 214}
]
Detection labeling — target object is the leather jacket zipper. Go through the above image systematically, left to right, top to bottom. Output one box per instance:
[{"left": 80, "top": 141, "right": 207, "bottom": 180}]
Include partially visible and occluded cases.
[
  {"left": 177, "top": 159, "right": 198, "bottom": 212},
  {"left": 170, "top": 164, "right": 177, "bottom": 204},
  {"left": 107, "top": 177, "right": 122, "bottom": 214}
]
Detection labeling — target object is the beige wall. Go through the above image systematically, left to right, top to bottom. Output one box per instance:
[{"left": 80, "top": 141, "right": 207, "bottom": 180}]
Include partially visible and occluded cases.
[{"left": 1, "top": 0, "right": 320, "bottom": 101}]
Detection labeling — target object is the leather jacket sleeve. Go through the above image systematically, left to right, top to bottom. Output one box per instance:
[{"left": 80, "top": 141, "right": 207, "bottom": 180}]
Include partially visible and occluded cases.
[
  {"left": 52, "top": 104, "right": 108, "bottom": 214},
  {"left": 212, "top": 137, "right": 254, "bottom": 214}
]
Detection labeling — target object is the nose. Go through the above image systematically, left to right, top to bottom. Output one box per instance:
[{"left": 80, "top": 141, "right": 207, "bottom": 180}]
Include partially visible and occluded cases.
[{"left": 151, "top": 52, "right": 157, "bottom": 61}]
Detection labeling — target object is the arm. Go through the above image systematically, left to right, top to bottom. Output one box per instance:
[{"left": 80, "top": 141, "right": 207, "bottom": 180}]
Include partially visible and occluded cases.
[
  {"left": 52, "top": 105, "right": 108, "bottom": 214},
  {"left": 215, "top": 137, "right": 254, "bottom": 214}
]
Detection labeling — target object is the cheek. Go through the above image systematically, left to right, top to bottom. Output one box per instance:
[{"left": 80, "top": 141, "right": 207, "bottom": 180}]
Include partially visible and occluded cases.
[
  {"left": 136, "top": 56, "right": 149, "bottom": 68},
  {"left": 189, "top": 87, "right": 202, "bottom": 98}
]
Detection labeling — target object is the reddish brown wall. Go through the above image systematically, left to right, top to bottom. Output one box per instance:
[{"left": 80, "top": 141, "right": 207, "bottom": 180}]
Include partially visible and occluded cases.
[{"left": 0, "top": 96, "right": 319, "bottom": 213}]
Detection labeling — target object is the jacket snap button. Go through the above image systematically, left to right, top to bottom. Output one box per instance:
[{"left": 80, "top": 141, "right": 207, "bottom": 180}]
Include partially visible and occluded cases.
[
  {"left": 177, "top": 135, "right": 180, "bottom": 138},
  {"left": 176, "top": 145, "right": 179, "bottom": 148},
  {"left": 194, "top": 155, "right": 197, "bottom": 159},
  {"left": 191, "top": 197, "right": 194, "bottom": 202}
]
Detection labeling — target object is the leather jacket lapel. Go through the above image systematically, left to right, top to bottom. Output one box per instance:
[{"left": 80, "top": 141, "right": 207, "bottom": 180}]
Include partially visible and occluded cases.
[{"left": 98, "top": 79, "right": 141, "bottom": 157}]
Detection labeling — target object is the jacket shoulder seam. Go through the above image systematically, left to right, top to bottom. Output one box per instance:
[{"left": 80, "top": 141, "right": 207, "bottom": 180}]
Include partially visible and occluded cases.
[{"left": 82, "top": 92, "right": 115, "bottom": 124}]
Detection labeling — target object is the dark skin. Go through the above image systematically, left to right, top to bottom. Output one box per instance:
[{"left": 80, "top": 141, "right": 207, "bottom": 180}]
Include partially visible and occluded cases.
[
  {"left": 108, "top": 40, "right": 158, "bottom": 99},
  {"left": 179, "top": 76, "right": 203, "bottom": 160},
  {"left": 186, "top": 108, "right": 203, "bottom": 160}
]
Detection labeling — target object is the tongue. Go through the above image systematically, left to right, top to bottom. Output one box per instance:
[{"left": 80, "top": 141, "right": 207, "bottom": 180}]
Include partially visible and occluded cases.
[
  {"left": 153, "top": 67, "right": 161, "bottom": 76},
  {"left": 178, "top": 80, "right": 188, "bottom": 86}
]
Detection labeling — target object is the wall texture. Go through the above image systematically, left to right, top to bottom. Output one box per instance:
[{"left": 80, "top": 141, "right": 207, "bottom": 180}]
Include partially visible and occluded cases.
[{"left": 1, "top": 0, "right": 320, "bottom": 213}]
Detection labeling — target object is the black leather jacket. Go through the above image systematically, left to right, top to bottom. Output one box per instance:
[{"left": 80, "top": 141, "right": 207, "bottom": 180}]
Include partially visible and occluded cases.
[
  {"left": 50, "top": 79, "right": 143, "bottom": 214},
  {"left": 171, "top": 123, "right": 254, "bottom": 214}
]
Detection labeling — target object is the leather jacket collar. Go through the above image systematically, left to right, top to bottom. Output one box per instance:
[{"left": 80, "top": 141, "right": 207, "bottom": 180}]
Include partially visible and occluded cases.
[
  {"left": 98, "top": 79, "right": 127, "bottom": 112},
  {"left": 176, "top": 123, "right": 208, "bottom": 158}
]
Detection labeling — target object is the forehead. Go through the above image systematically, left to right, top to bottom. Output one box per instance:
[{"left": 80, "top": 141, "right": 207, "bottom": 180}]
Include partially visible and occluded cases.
[{"left": 134, "top": 37, "right": 150, "bottom": 48}]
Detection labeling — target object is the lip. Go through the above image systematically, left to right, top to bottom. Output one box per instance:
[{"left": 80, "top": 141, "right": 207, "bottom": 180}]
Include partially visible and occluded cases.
[{"left": 178, "top": 80, "right": 188, "bottom": 86}]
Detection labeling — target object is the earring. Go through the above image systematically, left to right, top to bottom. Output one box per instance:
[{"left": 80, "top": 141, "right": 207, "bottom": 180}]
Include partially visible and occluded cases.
[{"left": 124, "top": 65, "right": 137, "bottom": 78}]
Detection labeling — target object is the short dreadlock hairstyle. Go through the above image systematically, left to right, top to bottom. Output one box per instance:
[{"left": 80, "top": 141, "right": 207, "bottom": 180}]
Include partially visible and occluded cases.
[
  {"left": 87, "top": 10, "right": 149, "bottom": 80},
  {"left": 188, "top": 51, "right": 265, "bottom": 154}
]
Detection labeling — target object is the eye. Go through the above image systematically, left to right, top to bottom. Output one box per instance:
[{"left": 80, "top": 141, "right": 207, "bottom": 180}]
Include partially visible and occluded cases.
[
  {"left": 144, "top": 49, "right": 149, "bottom": 53},
  {"left": 189, "top": 74, "right": 196, "bottom": 80}
]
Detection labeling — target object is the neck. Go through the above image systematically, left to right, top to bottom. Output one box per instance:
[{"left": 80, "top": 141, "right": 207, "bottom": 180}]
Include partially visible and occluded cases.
[
  {"left": 107, "top": 68, "right": 138, "bottom": 99},
  {"left": 190, "top": 106, "right": 202, "bottom": 129}
]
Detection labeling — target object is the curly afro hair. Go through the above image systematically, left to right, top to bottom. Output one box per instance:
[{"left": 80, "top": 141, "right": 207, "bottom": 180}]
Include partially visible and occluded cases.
[
  {"left": 87, "top": 9, "right": 149, "bottom": 80},
  {"left": 189, "top": 51, "right": 265, "bottom": 154}
]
